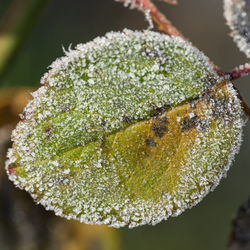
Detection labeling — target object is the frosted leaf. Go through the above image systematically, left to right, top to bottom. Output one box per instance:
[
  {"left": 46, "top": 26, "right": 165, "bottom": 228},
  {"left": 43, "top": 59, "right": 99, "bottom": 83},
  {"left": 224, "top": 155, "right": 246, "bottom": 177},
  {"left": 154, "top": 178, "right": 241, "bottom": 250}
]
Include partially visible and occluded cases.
[
  {"left": 224, "top": 0, "right": 250, "bottom": 58},
  {"left": 6, "top": 29, "right": 244, "bottom": 228}
]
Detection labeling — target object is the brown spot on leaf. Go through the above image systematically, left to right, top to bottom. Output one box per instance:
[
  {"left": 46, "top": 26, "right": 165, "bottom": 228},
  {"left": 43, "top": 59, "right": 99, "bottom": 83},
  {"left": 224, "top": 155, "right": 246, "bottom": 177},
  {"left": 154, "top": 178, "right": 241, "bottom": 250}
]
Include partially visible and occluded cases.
[
  {"left": 150, "top": 103, "right": 171, "bottom": 117},
  {"left": 180, "top": 115, "right": 199, "bottom": 132},
  {"left": 151, "top": 117, "right": 168, "bottom": 137},
  {"left": 45, "top": 127, "right": 53, "bottom": 139},
  {"left": 145, "top": 137, "right": 157, "bottom": 147}
]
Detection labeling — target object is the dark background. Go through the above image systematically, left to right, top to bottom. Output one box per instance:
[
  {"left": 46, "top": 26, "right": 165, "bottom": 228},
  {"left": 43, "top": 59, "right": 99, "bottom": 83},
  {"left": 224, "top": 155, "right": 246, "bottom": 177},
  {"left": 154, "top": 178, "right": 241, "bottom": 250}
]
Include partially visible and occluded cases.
[{"left": 0, "top": 0, "right": 250, "bottom": 249}]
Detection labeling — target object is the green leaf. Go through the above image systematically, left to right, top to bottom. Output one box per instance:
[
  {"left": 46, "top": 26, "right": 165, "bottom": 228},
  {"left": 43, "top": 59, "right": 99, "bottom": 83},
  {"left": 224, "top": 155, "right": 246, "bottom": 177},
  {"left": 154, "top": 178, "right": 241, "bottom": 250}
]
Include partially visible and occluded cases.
[{"left": 6, "top": 29, "right": 243, "bottom": 228}]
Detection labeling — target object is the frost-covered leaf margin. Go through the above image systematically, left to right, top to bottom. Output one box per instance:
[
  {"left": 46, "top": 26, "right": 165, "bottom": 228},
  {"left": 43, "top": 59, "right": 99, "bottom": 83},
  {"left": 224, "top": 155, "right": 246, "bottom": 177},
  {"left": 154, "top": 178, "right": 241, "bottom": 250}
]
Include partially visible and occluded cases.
[{"left": 5, "top": 29, "right": 244, "bottom": 228}]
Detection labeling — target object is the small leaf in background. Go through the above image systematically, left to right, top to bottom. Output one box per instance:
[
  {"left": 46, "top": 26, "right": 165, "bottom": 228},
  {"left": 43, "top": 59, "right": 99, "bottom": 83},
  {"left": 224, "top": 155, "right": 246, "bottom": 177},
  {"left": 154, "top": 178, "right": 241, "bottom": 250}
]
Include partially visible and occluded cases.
[
  {"left": 224, "top": 0, "right": 250, "bottom": 58},
  {"left": 6, "top": 29, "right": 244, "bottom": 228}
]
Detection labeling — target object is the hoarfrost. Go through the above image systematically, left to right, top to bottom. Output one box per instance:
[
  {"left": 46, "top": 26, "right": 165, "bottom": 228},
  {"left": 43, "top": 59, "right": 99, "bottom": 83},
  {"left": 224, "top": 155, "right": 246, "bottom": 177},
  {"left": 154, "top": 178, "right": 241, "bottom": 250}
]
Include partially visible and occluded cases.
[
  {"left": 224, "top": 0, "right": 250, "bottom": 58},
  {"left": 5, "top": 29, "right": 244, "bottom": 228}
]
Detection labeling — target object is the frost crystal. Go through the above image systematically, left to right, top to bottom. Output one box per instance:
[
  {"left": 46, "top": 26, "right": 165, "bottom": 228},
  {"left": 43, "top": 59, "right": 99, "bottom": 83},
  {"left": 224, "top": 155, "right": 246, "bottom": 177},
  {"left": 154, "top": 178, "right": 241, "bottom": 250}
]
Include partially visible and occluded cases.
[
  {"left": 224, "top": 0, "right": 250, "bottom": 58},
  {"left": 6, "top": 29, "right": 244, "bottom": 228}
]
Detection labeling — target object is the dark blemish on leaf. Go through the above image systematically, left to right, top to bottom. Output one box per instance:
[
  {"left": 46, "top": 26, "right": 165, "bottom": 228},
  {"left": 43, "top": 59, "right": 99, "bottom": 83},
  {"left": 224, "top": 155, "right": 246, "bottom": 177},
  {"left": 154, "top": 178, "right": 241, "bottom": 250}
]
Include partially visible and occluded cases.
[
  {"left": 150, "top": 103, "right": 171, "bottom": 117},
  {"left": 180, "top": 115, "right": 199, "bottom": 132},
  {"left": 157, "top": 116, "right": 167, "bottom": 124},
  {"left": 151, "top": 117, "right": 168, "bottom": 137},
  {"left": 151, "top": 123, "right": 168, "bottom": 138},
  {"left": 45, "top": 127, "right": 53, "bottom": 139},
  {"left": 145, "top": 137, "right": 157, "bottom": 147},
  {"left": 7, "top": 163, "right": 16, "bottom": 175}
]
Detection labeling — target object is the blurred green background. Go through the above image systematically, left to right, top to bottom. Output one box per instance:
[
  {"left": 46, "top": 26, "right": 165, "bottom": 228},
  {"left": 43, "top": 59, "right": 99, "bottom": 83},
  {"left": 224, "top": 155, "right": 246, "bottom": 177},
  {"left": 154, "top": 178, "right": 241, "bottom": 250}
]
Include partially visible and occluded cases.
[{"left": 0, "top": 0, "right": 250, "bottom": 250}]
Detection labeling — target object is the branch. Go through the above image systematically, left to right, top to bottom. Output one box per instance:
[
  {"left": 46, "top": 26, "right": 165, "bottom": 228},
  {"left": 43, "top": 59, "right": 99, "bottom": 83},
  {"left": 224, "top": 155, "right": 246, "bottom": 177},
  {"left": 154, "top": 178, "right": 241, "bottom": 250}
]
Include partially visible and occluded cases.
[
  {"left": 0, "top": 0, "right": 49, "bottom": 82},
  {"left": 116, "top": 0, "right": 186, "bottom": 39},
  {"left": 156, "top": 0, "right": 178, "bottom": 5},
  {"left": 226, "top": 63, "right": 250, "bottom": 80}
]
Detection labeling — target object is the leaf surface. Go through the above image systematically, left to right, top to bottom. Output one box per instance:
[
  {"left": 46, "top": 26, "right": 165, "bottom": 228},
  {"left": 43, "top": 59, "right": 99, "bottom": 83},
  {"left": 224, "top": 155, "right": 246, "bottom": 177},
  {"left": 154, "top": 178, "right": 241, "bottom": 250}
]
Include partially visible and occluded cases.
[{"left": 6, "top": 30, "right": 243, "bottom": 228}]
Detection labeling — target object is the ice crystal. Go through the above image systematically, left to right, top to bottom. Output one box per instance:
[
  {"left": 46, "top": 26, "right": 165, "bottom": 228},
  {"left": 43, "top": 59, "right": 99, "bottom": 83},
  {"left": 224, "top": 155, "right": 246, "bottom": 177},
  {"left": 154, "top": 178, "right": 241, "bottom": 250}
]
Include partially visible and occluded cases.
[
  {"left": 224, "top": 0, "right": 250, "bottom": 58},
  {"left": 6, "top": 29, "right": 244, "bottom": 228}
]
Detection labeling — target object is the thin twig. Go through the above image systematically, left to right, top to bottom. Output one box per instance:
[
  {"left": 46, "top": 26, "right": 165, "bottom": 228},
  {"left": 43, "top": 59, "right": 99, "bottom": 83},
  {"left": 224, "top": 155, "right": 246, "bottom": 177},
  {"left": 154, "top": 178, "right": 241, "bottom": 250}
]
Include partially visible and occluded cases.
[
  {"left": 0, "top": 0, "right": 49, "bottom": 82},
  {"left": 116, "top": 0, "right": 186, "bottom": 39},
  {"left": 156, "top": 0, "right": 178, "bottom": 5},
  {"left": 226, "top": 63, "right": 250, "bottom": 80}
]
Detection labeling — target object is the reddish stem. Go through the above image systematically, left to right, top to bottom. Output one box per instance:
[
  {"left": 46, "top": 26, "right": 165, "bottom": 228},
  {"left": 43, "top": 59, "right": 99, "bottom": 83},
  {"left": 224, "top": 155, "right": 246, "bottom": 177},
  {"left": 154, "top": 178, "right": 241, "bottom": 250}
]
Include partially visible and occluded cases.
[
  {"left": 117, "top": 0, "right": 186, "bottom": 39},
  {"left": 142, "top": 0, "right": 184, "bottom": 38},
  {"left": 226, "top": 63, "right": 250, "bottom": 80}
]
